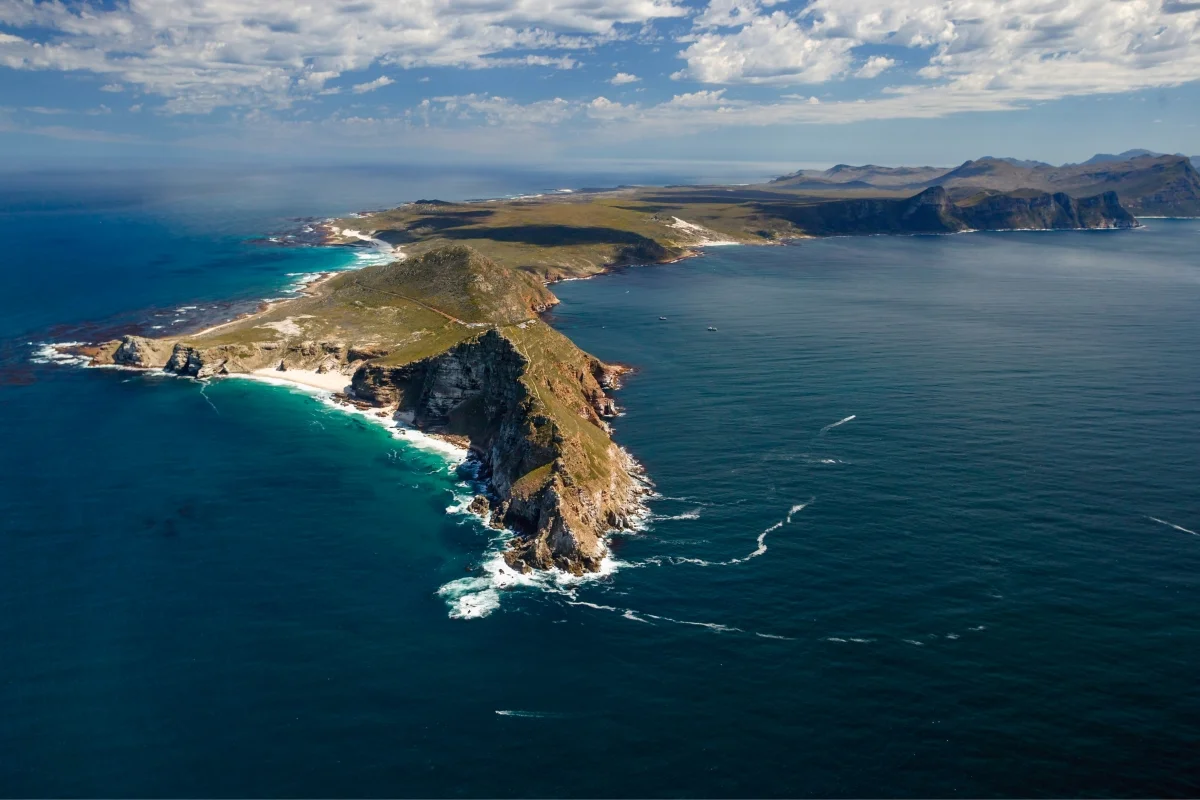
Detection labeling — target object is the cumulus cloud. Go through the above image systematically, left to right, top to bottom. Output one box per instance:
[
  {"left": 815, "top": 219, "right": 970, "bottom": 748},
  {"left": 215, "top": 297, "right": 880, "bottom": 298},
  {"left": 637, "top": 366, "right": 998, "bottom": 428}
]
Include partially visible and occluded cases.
[
  {"left": 0, "top": 0, "right": 686, "bottom": 112},
  {"left": 1, "top": 0, "right": 1199, "bottom": 134},
  {"left": 676, "top": 0, "right": 1200, "bottom": 104},
  {"left": 675, "top": 11, "right": 856, "bottom": 84},
  {"left": 855, "top": 56, "right": 895, "bottom": 79},
  {"left": 352, "top": 76, "right": 394, "bottom": 94}
]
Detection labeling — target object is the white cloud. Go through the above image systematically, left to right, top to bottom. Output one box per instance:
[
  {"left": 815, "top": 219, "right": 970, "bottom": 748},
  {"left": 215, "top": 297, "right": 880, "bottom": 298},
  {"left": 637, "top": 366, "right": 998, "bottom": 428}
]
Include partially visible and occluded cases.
[
  {"left": 0, "top": 0, "right": 686, "bottom": 112},
  {"left": 2, "top": 0, "right": 1199, "bottom": 135},
  {"left": 676, "top": 0, "right": 1200, "bottom": 104},
  {"left": 676, "top": 11, "right": 856, "bottom": 84},
  {"left": 855, "top": 56, "right": 895, "bottom": 79},
  {"left": 352, "top": 76, "right": 394, "bottom": 94},
  {"left": 99, "top": 83, "right": 124, "bottom": 93},
  {"left": 666, "top": 89, "right": 728, "bottom": 106},
  {"left": 419, "top": 94, "right": 576, "bottom": 127}
]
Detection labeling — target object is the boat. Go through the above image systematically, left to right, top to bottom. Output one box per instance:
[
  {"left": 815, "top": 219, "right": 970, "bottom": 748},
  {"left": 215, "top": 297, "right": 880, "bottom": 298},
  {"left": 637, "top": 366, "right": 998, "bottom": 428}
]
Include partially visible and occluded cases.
[
  {"left": 659, "top": 316, "right": 668, "bottom": 321},
  {"left": 707, "top": 326, "right": 717, "bottom": 331}
]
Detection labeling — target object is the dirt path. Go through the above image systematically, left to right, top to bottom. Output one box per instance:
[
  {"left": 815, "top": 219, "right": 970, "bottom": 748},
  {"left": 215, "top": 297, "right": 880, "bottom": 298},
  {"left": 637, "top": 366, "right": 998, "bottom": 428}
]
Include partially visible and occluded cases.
[{"left": 350, "top": 278, "right": 468, "bottom": 326}]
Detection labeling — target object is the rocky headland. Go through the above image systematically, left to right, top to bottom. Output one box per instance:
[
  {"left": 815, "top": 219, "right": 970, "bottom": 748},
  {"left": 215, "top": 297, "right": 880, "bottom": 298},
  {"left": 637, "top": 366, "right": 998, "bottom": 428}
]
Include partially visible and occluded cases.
[{"left": 88, "top": 245, "right": 647, "bottom": 576}]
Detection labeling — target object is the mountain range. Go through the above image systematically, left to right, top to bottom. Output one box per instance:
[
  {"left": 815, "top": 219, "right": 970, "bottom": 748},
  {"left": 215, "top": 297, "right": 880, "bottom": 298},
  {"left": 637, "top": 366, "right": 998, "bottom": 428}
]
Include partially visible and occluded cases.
[{"left": 773, "top": 152, "right": 1200, "bottom": 216}]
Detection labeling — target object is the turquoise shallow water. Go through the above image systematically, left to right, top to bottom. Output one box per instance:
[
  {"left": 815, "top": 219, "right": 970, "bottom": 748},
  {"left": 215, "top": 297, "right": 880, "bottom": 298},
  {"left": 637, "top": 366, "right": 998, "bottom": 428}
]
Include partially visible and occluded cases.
[{"left": 1, "top": 171, "right": 1199, "bottom": 797}]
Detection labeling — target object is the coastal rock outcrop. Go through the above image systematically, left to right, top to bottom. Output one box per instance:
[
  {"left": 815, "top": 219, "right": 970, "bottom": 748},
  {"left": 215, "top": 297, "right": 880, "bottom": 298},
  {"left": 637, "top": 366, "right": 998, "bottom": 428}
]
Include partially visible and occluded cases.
[{"left": 355, "top": 325, "right": 644, "bottom": 575}]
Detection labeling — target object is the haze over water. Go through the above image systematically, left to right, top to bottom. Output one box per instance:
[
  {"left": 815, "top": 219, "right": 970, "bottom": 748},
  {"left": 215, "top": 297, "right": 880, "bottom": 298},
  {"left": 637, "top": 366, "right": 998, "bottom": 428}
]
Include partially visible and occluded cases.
[{"left": 1, "top": 170, "right": 1198, "bottom": 797}]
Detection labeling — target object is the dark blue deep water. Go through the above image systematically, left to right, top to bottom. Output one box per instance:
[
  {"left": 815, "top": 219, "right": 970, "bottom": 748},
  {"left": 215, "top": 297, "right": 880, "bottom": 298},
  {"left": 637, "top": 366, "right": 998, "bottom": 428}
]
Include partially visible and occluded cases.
[{"left": 1, "top": 169, "right": 1198, "bottom": 797}]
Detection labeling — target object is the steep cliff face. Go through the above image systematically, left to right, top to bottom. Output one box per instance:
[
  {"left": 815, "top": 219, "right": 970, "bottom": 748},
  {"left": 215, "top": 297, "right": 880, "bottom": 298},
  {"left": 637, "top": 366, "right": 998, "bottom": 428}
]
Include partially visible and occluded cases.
[
  {"left": 768, "top": 186, "right": 1137, "bottom": 235},
  {"left": 956, "top": 190, "right": 1136, "bottom": 230},
  {"left": 355, "top": 325, "right": 643, "bottom": 575}
]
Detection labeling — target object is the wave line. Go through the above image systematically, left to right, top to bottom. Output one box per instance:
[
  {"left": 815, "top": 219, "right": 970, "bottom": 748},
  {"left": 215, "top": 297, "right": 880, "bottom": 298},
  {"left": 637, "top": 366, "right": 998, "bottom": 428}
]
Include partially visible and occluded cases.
[
  {"left": 818, "top": 414, "right": 856, "bottom": 435},
  {"left": 1148, "top": 516, "right": 1199, "bottom": 537}
]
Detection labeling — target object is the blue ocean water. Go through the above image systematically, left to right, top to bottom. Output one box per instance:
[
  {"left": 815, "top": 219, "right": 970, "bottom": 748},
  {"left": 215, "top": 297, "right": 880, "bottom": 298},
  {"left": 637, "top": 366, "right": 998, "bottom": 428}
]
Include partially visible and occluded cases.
[{"left": 2, "top": 170, "right": 1199, "bottom": 797}]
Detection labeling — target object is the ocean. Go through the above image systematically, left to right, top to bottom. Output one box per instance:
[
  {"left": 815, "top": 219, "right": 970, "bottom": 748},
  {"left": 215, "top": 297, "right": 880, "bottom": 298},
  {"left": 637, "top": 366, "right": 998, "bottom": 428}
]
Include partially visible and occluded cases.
[{"left": 1, "top": 168, "right": 1198, "bottom": 797}]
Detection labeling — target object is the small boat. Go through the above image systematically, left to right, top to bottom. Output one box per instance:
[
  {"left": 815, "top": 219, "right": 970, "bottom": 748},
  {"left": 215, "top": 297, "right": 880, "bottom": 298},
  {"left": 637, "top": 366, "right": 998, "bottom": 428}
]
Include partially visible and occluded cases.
[
  {"left": 659, "top": 316, "right": 668, "bottom": 321},
  {"left": 707, "top": 326, "right": 718, "bottom": 331}
]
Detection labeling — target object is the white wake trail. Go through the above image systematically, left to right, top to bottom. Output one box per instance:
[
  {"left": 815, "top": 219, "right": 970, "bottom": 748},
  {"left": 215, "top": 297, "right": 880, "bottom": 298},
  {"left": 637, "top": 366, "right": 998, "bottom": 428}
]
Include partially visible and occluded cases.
[
  {"left": 198, "top": 382, "right": 220, "bottom": 416},
  {"left": 818, "top": 414, "right": 856, "bottom": 435},
  {"left": 646, "top": 498, "right": 814, "bottom": 568},
  {"left": 786, "top": 500, "right": 811, "bottom": 523},
  {"left": 1148, "top": 516, "right": 1199, "bottom": 537},
  {"left": 566, "top": 600, "right": 792, "bottom": 639}
]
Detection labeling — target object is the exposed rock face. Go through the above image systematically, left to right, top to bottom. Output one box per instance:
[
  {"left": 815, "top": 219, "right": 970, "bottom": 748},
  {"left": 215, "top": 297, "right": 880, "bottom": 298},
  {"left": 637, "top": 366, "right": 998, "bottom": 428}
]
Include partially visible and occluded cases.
[
  {"left": 768, "top": 186, "right": 1137, "bottom": 235},
  {"left": 957, "top": 190, "right": 1137, "bottom": 230},
  {"left": 355, "top": 327, "right": 643, "bottom": 575},
  {"left": 95, "top": 336, "right": 352, "bottom": 379},
  {"left": 111, "top": 336, "right": 175, "bottom": 368}
]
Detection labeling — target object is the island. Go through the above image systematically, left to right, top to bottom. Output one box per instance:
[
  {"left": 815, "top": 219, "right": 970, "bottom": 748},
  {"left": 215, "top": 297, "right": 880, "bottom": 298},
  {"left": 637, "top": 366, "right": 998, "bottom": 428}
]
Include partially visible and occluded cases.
[{"left": 75, "top": 151, "right": 1177, "bottom": 576}]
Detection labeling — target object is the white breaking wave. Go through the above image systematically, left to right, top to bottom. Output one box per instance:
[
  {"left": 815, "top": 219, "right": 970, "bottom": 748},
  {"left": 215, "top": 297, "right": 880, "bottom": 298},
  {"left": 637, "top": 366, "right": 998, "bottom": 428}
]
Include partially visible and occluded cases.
[
  {"left": 29, "top": 342, "right": 90, "bottom": 367},
  {"left": 818, "top": 414, "right": 856, "bottom": 435},
  {"left": 651, "top": 508, "right": 702, "bottom": 522},
  {"left": 1148, "top": 516, "right": 1199, "bottom": 537},
  {"left": 438, "top": 538, "right": 622, "bottom": 621},
  {"left": 495, "top": 710, "right": 562, "bottom": 719}
]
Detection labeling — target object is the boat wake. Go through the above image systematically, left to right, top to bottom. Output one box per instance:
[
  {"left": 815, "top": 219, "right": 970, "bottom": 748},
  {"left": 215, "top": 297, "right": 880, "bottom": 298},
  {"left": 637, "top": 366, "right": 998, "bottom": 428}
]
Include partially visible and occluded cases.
[
  {"left": 818, "top": 414, "right": 856, "bottom": 435},
  {"left": 638, "top": 499, "right": 813, "bottom": 568},
  {"left": 1148, "top": 516, "right": 1199, "bottom": 537},
  {"left": 566, "top": 600, "right": 793, "bottom": 639}
]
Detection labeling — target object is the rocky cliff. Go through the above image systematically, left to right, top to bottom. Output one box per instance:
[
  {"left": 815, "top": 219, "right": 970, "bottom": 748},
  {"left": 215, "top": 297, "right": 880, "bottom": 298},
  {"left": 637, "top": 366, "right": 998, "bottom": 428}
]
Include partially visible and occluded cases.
[
  {"left": 768, "top": 186, "right": 1137, "bottom": 235},
  {"left": 354, "top": 325, "right": 643, "bottom": 574}
]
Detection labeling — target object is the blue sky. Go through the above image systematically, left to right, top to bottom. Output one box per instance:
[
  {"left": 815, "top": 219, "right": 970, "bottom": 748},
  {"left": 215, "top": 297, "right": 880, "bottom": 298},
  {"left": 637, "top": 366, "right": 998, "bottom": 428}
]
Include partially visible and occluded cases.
[{"left": 1, "top": 0, "right": 1198, "bottom": 170}]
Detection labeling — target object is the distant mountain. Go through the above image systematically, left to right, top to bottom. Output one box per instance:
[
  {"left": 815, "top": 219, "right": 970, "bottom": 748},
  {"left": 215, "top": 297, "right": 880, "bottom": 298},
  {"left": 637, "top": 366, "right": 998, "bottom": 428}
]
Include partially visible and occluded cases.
[
  {"left": 1080, "top": 149, "right": 1165, "bottom": 165},
  {"left": 770, "top": 153, "right": 1200, "bottom": 217},
  {"left": 927, "top": 155, "right": 1200, "bottom": 216},
  {"left": 984, "top": 157, "right": 1054, "bottom": 169},
  {"left": 771, "top": 163, "right": 949, "bottom": 188}
]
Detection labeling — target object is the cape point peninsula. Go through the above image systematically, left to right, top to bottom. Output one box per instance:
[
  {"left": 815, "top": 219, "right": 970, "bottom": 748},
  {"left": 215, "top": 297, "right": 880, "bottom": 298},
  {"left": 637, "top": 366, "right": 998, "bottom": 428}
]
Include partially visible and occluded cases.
[{"left": 73, "top": 152, "right": 1197, "bottom": 576}]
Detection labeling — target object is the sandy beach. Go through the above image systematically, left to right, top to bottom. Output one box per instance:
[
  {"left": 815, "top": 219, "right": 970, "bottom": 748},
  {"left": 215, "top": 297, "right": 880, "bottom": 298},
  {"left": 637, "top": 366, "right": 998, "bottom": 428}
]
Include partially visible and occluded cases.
[{"left": 248, "top": 367, "right": 353, "bottom": 393}]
